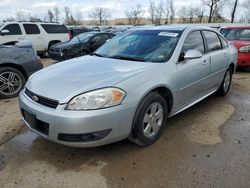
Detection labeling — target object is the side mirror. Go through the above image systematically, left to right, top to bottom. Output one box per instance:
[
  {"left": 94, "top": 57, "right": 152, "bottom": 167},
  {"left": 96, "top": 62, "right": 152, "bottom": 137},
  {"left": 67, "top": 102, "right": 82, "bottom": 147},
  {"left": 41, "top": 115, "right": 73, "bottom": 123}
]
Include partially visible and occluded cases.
[
  {"left": 0, "top": 29, "right": 10, "bottom": 35},
  {"left": 184, "top": 49, "right": 202, "bottom": 60}
]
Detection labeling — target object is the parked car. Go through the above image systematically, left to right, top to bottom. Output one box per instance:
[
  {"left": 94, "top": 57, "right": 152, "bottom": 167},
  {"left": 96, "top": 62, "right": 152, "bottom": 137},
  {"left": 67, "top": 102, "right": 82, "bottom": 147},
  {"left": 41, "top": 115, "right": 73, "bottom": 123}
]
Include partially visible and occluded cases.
[
  {"left": 0, "top": 22, "right": 70, "bottom": 55},
  {"left": 19, "top": 26, "right": 237, "bottom": 148},
  {"left": 220, "top": 26, "right": 250, "bottom": 67},
  {"left": 68, "top": 27, "right": 92, "bottom": 37},
  {"left": 49, "top": 32, "right": 115, "bottom": 61},
  {"left": 0, "top": 41, "right": 42, "bottom": 98}
]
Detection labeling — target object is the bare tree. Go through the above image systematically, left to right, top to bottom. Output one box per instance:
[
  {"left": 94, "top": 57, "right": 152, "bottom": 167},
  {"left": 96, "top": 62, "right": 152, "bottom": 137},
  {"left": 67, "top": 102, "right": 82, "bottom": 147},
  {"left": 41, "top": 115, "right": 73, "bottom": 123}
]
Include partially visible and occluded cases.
[
  {"left": 149, "top": 0, "right": 164, "bottom": 24},
  {"left": 149, "top": 0, "right": 156, "bottom": 24},
  {"left": 168, "top": 0, "right": 175, "bottom": 23},
  {"left": 202, "top": 0, "right": 221, "bottom": 23},
  {"left": 230, "top": 0, "right": 238, "bottom": 23},
  {"left": 243, "top": 0, "right": 250, "bottom": 22},
  {"left": 212, "top": 3, "right": 226, "bottom": 23},
  {"left": 125, "top": 4, "right": 144, "bottom": 25},
  {"left": 53, "top": 6, "right": 60, "bottom": 23},
  {"left": 64, "top": 6, "right": 77, "bottom": 25},
  {"left": 178, "top": 6, "right": 188, "bottom": 23},
  {"left": 187, "top": 6, "right": 196, "bottom": 23},
  {"left": 89, "top": 7, "right": 111, "bottom": 26},
  {"left": 194, "top": 7, "right": 205, "bottom": 23},
  {"left": 48, "top": 9, "right": 54, "bottom": 22},
  {"left": 16, "top": 10, "right": 27, "bottom": 21},
  {"left": 75, "top": 11, "right": 83, "bottom": 25},
  {"left": 28, "top": 13, "right": 43, "bottom": 22},
  {"left": 4, "top": 17, "right": 15, "bottom": 22}
]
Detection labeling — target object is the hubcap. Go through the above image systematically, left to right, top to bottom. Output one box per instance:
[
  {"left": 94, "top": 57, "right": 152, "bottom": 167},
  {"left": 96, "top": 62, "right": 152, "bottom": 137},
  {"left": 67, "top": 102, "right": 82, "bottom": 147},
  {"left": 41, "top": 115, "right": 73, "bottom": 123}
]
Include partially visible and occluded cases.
[
  {"left": 223, "top": 71, "right": 231, "bottom": 92},
  {"left": 0, "top": 72, "right": 22, "bottom": 96},
  {"left": 143, "top": 102, "right": 164, "bottom": 138}
]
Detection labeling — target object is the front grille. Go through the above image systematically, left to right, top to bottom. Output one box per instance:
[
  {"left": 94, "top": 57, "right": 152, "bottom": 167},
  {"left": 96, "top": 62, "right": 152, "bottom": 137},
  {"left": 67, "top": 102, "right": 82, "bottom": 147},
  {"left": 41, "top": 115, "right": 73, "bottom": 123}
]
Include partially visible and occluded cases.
[
  {"left": 49, "top": 48, "right": 60, "bottom": 53},
  {"left": 25, "top": 89, "right": 59, "bottom": 109}
]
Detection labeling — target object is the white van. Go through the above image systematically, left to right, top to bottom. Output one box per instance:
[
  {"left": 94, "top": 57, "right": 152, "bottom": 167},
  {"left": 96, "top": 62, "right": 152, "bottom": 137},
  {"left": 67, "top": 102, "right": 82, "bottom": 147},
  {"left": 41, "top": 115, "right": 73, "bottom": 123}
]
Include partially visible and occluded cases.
[{"left": 0, "top": 22, "right": 70, "bottom": 55}]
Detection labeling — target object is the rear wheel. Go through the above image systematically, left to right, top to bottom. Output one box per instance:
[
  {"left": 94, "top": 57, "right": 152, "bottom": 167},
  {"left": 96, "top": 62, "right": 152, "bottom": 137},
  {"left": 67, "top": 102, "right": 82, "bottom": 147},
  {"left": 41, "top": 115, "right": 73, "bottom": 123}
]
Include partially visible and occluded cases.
[
  {"left": 0, "top": 67, "right": 26, "bottom": 99},
  {"left": 217, "top": 68, "right": 233, "bottom": 96},
  {"left": 129, "top": 92, "right": 168, "bottom": 146}
]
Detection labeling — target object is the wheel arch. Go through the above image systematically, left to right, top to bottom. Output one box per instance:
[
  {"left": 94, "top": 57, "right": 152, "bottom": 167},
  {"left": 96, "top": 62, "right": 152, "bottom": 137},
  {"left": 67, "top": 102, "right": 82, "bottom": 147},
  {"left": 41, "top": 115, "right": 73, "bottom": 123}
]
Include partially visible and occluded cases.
[
  {"left": 48, "top": 40, "right": 61, "bottom": 50},
  {"left": 0, "top": 63, "right": 27, "bottom": 79},
  {"left": 229, "top": 63, "right": 235, "bottom": 74},
  {"left": 137, "top": 85, "right": 174, "bottom": 115}
]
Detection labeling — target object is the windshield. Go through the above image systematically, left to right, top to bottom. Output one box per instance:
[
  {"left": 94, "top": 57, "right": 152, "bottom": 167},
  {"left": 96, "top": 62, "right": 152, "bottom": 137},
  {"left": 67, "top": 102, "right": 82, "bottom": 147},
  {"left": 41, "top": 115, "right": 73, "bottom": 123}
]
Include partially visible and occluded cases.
[
  {"left": 221, "top": 28, "right": 250, "bottom": 41},
  {"left": 95, "top": 30, "right": 182, "bottom": 63},
  {"left": 71, "top": 33, "right": 95, "bottom": 43}
]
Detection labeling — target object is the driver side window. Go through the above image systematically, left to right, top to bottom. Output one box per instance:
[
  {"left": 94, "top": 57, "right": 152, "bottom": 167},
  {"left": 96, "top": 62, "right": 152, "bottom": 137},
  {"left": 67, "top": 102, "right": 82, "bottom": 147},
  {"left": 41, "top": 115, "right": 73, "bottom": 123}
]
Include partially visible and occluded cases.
[{"left": 179, "top": 31, "right": 205, "bottom": 61}]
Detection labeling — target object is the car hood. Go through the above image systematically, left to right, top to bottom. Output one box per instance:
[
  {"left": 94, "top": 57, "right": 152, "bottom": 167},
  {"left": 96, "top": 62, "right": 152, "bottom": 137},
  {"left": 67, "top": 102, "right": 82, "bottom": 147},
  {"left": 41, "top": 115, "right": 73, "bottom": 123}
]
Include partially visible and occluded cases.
[
  {"left": 52, "top": 40, "right": 82, "bottom": 49},
  {"left": 229, "top": 40, "right": 250, "bottom": 49},
  {"left": 26, "top": 56, "right": 156, "bottom": 103}
]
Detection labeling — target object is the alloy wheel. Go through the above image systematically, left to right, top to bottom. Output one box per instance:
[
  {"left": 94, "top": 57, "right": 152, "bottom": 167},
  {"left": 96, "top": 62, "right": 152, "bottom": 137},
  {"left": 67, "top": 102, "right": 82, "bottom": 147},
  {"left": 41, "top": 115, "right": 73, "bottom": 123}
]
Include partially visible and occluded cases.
[
  {"left": 223, "top": 70, "right": 231, "bottom": 93},
  {"left": 0, "top": 71, "right": 22, "bottom": 96},
  {"left": 143, "top": 102, "right": 164, "bottom": 138}
]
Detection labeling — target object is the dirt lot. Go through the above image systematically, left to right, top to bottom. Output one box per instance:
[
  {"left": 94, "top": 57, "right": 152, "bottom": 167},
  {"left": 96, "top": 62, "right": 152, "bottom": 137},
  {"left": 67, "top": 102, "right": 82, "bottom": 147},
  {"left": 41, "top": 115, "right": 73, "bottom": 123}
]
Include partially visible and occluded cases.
[{"left": 0, "top": 59, "right": 249, "bottom": 188}]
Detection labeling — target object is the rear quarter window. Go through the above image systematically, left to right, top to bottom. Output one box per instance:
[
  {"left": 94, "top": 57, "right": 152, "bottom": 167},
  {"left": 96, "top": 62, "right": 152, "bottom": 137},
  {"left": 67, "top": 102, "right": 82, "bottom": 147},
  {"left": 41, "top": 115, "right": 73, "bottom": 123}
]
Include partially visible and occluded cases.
[{"left": 41, "top": 24, "right": 68, "bottom": 34}]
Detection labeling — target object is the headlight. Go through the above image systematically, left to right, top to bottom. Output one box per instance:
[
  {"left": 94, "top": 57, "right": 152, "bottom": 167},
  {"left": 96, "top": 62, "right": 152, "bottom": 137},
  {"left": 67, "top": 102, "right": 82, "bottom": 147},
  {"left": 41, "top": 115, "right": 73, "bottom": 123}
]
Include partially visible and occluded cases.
[
  {"left": 239, "top": 45, "right": 250, "bottom": 53},
  {"left": 66, "top": 88, "right": 126, "bottom": 110}
]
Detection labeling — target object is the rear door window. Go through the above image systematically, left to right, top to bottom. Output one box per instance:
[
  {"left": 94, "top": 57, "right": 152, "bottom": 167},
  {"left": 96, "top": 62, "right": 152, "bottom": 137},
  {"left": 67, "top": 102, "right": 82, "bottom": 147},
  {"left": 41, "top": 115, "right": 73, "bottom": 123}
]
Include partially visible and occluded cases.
[
  {"left": 2, "top": 24, "right": 22, "bottom": 35},
  {"left": 23, "top": 24, "right": 40, "bottom": 34},
  {"left": 41, "top": 24, "right": 68, "bottom": 34},
  {"left": 182, "top": 31, "right": 205, "bottom": 54},
  {"left": 203, "top": 31, "right": 222, "bottom": 52}
]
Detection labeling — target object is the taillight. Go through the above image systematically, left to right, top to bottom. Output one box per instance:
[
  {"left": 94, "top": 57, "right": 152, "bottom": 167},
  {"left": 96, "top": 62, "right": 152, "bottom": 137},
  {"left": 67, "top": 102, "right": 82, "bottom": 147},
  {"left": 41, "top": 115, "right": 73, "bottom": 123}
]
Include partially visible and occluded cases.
[{"left": 69, "top": 32, "right": 72, "bottom": 39}]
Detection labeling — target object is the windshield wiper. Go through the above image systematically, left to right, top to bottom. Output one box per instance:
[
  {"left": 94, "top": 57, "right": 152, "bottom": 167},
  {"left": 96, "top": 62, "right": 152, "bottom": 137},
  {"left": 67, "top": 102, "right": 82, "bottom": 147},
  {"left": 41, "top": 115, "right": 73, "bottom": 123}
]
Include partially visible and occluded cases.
[
  {"left": 76, "top": 35, "right": 81, "bottom": 42},
  {"left": 90, "top": 52, "right": 104, "bottom": 57},
  {"left": 109, "top": 55, "right": 145, "bottom": 62}
]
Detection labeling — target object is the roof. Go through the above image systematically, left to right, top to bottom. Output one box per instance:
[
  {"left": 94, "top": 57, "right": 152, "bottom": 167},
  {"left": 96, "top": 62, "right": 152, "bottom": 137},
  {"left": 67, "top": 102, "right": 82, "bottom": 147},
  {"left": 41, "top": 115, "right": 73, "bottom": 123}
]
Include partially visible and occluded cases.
[
  {"left": 1, "top": 21, "right": 63, "bottom": 25},
  {"left": 132, "top": 24, "right": 215, "bottom": 32},
  {"left": 222, "top": 26, "right": 250, "bottom": 29}
]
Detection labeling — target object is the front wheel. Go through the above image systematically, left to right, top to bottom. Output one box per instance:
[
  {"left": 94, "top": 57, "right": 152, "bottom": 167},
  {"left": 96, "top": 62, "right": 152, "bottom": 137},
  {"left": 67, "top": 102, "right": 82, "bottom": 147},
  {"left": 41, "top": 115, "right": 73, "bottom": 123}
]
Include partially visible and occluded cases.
[
  {"left": 0, "top": 67, "right": 26, "bottom": 99},
  {"left": 217, "top": 68, "right": 233, "bottom": 96},
  {"left": 129, "top": 92, "right": 168, "bottom": 146}
]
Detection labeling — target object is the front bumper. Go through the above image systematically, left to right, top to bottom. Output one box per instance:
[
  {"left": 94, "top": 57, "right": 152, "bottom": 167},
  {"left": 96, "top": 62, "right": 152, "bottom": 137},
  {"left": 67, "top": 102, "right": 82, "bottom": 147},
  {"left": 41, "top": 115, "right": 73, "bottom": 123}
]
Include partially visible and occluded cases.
[
  {"left": 48, "top": 52, "right": 64, "bottom": 61},
  {"left": 237, "top": 53, "right": 250, "bottom": 66},
  {"left": 19, "top": 90, "right": 135, "bottom": 147}
]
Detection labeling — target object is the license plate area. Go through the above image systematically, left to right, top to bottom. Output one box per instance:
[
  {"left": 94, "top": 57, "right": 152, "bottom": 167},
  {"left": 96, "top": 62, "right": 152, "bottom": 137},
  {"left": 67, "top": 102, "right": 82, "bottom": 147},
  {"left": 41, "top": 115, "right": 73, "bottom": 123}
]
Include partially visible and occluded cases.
[
  {"left": 21, "top": 109, "right": 49, "bottom": 136},
  {"left": 22, "top": 109, "right": 36, "bottom": 127}
]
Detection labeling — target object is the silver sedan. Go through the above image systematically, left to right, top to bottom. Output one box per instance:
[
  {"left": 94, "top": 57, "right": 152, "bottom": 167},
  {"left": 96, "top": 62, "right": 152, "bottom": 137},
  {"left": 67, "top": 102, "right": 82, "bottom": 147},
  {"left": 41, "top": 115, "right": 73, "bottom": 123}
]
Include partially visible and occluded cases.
[{"left": 19, "top": 26, "right": 237, "bottom": 147}]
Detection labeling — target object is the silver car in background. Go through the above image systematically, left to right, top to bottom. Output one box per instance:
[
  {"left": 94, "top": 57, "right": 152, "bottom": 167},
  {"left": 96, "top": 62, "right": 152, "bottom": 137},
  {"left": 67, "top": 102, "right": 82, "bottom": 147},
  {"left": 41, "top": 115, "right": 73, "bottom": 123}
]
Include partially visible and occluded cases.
[{"left": 19, "top": 26, "right": 237, "bottom": 147}]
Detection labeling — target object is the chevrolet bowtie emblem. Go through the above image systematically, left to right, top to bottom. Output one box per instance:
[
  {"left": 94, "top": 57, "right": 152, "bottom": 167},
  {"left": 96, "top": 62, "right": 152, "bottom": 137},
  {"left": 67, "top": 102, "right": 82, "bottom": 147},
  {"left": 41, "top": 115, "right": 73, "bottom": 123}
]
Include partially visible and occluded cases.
[{"left": 32, "top": 95, "right": 39, "bottom": 102}]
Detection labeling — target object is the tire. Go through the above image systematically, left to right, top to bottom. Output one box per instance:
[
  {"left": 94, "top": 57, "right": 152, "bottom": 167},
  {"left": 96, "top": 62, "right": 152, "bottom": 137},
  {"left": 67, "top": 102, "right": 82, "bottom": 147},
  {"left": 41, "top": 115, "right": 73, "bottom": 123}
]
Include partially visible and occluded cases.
[
  {"left": 0, "top": 67, "right": 26, "bottom": 99},
  {"left": 217, "top": 68, "right": 233, "bottom": 96},
  {"left": 129, "top": 92, "right": 168, "bottom": 146}
]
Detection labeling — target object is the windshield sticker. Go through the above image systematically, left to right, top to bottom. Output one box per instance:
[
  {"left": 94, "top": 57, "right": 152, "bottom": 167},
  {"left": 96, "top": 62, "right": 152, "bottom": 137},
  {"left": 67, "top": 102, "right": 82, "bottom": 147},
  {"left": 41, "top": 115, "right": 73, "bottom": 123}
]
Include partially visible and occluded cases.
[{"left": 158, "top": 32, "right": 179, "bottom": 37}]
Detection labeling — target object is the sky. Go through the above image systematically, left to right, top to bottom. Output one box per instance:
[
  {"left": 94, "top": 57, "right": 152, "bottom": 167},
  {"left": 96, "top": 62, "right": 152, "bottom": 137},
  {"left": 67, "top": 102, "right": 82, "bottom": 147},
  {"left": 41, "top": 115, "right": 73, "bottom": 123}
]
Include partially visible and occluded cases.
[{"left": 0, "top": 0, "right": 247, "bottom": 22}]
